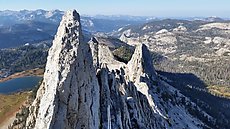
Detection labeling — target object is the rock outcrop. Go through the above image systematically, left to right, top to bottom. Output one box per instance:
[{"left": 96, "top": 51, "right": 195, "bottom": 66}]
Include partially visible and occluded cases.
[
  {"left": 25, "top": 10, "right": 212, "bottom": 129},
  {"left": 26, "top": 10, "right": 99, "bottom": 129}
]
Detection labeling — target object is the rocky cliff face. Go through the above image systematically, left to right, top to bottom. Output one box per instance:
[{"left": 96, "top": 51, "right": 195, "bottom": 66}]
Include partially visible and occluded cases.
[
  {"left": 25, "top": 10, "right": 212, "bottom": 129},
  {"left": 26, "top": 10, "right": 99, "bottom": 129}
]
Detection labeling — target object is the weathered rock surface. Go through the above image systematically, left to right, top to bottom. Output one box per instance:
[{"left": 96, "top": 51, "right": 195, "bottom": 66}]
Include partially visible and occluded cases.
[
  {"left": 25, "top": 10, "right": 212, "bottom": 129},
  {"left": 26, "top": 10, "right": 99, "bottom": 129},
  {"left": 89, "top": 40, "right": 209, "bottom": 129}
]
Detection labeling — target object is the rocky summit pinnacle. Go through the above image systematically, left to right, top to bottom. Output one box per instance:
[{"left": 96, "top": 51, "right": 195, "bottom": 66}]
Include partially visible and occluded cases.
[
  {"left": 24, "top": 10, "right": 211, "bottom": 129},
  {"left": 26, "top": 10, "right": 100, "bottom": 129},
  {"left": 127, "top": 43, "right": 157, "bottom": 83}
]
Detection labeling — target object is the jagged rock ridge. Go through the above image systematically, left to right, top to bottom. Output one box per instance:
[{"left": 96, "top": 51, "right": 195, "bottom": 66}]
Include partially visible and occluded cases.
[{"left": 25, "top": 10, "right": 213, "bottom": 129}]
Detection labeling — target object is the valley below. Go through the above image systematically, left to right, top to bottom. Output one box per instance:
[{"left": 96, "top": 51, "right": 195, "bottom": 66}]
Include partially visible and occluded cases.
[
  {"left": 0, "top": 69, "right": 43, "bottom": 128},
  {"left": 0, "top": 92, "right": 31, "bottom": 128}
]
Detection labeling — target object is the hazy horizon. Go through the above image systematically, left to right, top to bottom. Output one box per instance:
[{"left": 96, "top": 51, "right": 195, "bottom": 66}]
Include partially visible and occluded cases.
[{"left": 0, "top": 0, "right": 230, "bottom": 18}]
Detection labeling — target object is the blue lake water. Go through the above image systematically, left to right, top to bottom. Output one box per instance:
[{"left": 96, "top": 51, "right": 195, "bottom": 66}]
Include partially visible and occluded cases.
[{"left": 0, "top": 76, "right": 42, "bottom": 94}]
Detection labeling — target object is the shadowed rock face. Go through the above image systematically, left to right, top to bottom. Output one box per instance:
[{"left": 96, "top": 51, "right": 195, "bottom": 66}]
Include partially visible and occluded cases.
[{"left": 26, "top": 10, "right": 210, "bottom": 129}]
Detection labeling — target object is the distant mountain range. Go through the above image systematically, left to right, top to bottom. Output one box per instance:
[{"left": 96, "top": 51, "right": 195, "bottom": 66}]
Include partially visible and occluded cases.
[
  {"left": 0, "top": 9, "right": 153, "bottom": 48},
  {"left": 0, "top": 9, "right": 228, "bottom": 49},
  {"left": 0, "top": 9, "right": 154, "bottom": 32}
]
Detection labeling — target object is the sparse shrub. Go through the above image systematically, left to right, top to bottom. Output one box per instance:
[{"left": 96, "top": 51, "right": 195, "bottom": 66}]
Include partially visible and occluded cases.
[{"left": 113, "top": 46, "right": 134, "bottom": 63}]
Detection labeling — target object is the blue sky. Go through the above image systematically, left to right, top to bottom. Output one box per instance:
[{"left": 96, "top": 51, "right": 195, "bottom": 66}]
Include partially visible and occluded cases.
[{"left": 0, "top": 0, "right": 230, "bottom": 17}]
